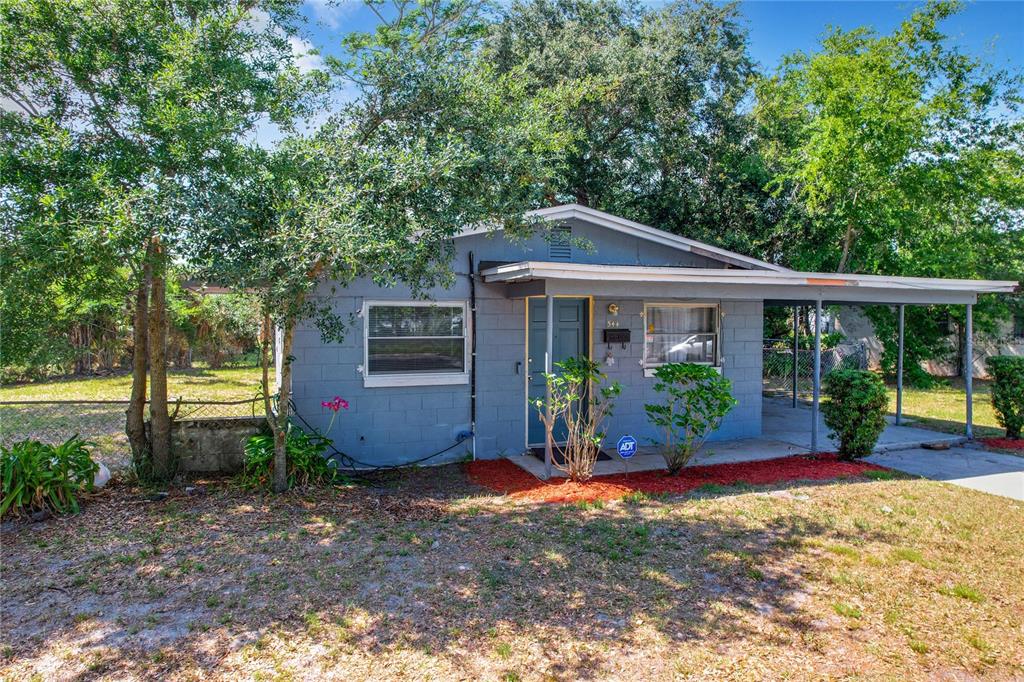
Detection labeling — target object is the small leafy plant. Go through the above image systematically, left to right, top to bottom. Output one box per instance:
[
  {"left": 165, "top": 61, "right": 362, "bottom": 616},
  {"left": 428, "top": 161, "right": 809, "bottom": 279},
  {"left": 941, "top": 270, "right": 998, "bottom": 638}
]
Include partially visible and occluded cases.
[
  {"left": 532, "top": 356, "right": 622, "bottom": 482},
  {"left": 986, "top": 356, "right": 1024, "bottom": 439},
  {"left": 644, "top": 363, "right": 736, "bottom": 475},
  {"left": 822, "top": 369, "right": 888, "bottom": 459},
  {"left": 240, "top": 425, "right": 337, "bottom": 489},
  {"left": 1, "top": 436, "right": 99, "bottom": 518}
]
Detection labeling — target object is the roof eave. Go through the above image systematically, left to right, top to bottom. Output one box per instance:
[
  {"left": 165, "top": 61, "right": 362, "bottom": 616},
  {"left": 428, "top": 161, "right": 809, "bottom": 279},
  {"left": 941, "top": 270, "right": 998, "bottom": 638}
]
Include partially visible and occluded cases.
[{"left": 479, "top": 261, "right": 1018, "bottom": 295}]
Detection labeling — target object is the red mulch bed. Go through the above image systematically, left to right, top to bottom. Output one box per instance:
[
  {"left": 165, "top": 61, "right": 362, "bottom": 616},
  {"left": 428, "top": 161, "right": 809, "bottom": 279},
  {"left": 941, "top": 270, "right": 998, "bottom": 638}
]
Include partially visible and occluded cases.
[
  {"left": 981, "top": 437, "right": 1024, "bottom": 451},
  {"left": 465, "top": 454, "right": 888, "bottom": 504}
]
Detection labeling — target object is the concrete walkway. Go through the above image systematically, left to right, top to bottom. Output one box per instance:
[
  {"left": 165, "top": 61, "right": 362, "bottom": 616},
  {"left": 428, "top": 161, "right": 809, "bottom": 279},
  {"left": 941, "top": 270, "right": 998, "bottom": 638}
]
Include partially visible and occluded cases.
[
  {"left": 509, "top": 398, "right": 966, "bottom": 480},
  {"left": 762, "top": 398, "right": 965, "bottom": 453},
  {"left": 867, "top": 446, "right": 1024, "bottom": 501}
]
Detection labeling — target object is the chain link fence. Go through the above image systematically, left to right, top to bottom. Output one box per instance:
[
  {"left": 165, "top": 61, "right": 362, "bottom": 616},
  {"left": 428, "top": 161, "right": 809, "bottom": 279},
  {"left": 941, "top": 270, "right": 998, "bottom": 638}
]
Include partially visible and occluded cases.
[
  {"left": 763, "top": 340, "right": 868, "bottom": 399},
  {"left": 0, "top": 397, "right": 264, "bottom": 470}
]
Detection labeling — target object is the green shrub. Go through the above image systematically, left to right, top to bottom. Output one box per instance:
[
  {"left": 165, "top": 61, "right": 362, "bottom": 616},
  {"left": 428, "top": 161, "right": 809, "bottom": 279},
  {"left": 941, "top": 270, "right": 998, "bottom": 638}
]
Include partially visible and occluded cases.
[
  {"left": 986, "top": 356, "right": 1024, "bottom": 439},
  {"left": 644, "top": 363, "right": 737, "bottom": 475},
  {"left": 822, "top": 369, "right": 888, "bottom": 459},
  {"left": 239, "top": 425, "right": 338, "bottom": 489},
  {"left": 1, "top": 436, "right": 99, "bottom": 518}
]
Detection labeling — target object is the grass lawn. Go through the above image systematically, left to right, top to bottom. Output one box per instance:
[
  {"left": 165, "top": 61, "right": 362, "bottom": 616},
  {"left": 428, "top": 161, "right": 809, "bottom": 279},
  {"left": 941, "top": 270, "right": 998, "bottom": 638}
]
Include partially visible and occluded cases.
[
  {"left": 0, "top": 365, "right": 264, "bottom": 402},
  {"left": 0, "top": 366, "right": 265, "bottom": 471},
  {"left": 886, "top": 378, "right": 1003, "bottom": 439},
  {"left": 2, "top": 468, "right": 1021, "bottom": 680}
]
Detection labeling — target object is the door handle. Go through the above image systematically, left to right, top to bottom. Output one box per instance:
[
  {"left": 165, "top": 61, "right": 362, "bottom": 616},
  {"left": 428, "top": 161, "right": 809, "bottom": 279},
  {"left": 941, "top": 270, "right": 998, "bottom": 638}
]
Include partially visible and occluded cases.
[{"left": 515, "top": 361, "right": 522, "bottom": 375}]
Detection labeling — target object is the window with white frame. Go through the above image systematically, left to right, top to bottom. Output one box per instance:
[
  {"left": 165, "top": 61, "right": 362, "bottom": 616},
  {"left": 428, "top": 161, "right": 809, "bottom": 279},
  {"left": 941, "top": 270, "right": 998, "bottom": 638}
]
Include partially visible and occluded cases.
[
  {"left": 363, "top": 302, "right": 468, "bottom": 385},
  {"left": 643, "top": 303, "right": 719, "bottom": 367}
]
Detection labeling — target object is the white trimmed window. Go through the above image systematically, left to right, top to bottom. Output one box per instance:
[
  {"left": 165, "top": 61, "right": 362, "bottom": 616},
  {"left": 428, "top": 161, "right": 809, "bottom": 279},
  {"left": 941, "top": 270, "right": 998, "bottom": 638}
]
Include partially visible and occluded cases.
[
  {"left": 362, "top": 301, "right": 469, "bottom": 387},
  {"left": 643, "top": 303, "right": 719, "bottom": 370}
]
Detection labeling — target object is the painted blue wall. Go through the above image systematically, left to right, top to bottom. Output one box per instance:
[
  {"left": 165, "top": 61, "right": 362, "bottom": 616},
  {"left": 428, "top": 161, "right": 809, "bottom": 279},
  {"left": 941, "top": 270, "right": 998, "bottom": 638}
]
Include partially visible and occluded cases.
[
  {"left": 289, "top": 220, "right": 764, "bottom": 465},
  {"left": 594, "top": 298, "right": 764, "bottom": 447}
]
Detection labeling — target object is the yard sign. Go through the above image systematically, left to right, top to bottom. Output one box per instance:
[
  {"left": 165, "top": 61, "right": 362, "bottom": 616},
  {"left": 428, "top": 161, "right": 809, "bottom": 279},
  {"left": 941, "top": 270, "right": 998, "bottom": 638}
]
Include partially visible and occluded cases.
[{"left": 616, "top": 435, "right": 638, "bottom": 459}]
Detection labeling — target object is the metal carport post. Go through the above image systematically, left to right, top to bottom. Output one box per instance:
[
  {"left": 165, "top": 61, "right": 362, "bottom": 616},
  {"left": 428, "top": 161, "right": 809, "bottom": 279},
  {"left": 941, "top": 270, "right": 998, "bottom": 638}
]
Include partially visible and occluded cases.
[
  {"left": 544, "top": 294, "right": 554, "bottom": 478},
  {"left": 811, "top": 298, "right": 822, "bottom": 453},
  {"left": 966, "top": 303, "right": 973, "bottom": 439},
  {"left": 896, "top": 305, "right": 904, "bottom": 426},
  {"left": 792, "top": 306, "right": 799, "bottom": 407}
]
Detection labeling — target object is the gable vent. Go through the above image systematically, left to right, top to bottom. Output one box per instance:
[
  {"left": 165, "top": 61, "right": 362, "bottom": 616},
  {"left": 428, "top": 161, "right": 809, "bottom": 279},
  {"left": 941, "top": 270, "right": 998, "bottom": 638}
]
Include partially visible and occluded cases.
[{"left": 548, "top": 225, "right": 572, "bottom": 261}]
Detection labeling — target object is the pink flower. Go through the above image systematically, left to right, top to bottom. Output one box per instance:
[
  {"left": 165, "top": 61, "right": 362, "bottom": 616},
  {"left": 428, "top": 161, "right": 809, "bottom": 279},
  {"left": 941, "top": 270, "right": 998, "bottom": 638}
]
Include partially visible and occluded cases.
[{"left": 321, "top": 396, "right": 349, "bottom": 413}]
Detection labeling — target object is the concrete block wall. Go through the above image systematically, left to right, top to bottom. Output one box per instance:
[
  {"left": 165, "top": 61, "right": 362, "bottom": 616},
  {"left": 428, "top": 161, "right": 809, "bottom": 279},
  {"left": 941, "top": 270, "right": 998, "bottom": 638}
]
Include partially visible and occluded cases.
[
  {"left": 287, "top": 219, "right": 768, "bottom": 465},
  {"left": 289, "top": 281, "right": 526, "bottom": 465},
  {"left": 471, "top": 294, "right": 527, "bottom": 457},
  {"left": 592, "top": 298, "right": 763, "bottom": 447},
  {"left": 171, "top": 417, "right": 269, "bottom": 474}
]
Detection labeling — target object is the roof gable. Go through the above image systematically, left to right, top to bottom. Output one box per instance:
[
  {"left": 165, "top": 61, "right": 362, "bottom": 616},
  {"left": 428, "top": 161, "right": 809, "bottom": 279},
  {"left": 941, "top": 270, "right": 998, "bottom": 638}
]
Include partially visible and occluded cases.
[{"left": 458, "top": 204, "right": 788, "bottom": 272}]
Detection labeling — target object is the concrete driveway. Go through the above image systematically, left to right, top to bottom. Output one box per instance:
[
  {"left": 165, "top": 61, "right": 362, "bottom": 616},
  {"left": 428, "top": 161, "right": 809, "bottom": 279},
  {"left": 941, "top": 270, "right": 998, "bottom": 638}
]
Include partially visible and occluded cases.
[{"left": 867, "top": 446, "right": 1024, "bottom": 501}]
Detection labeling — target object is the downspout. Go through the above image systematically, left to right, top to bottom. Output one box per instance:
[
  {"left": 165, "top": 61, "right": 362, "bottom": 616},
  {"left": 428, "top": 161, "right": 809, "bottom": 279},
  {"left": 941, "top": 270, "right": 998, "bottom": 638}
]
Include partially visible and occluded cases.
[{"left": 468, "top": 252, "right": 478, "bottom": 460}]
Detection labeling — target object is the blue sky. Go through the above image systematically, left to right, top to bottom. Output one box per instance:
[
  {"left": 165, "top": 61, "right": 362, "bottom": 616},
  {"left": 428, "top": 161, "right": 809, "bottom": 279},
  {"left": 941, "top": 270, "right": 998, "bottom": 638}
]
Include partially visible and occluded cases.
[{"left": 296, "top": 0, "right": 1023, "bottom": 73}]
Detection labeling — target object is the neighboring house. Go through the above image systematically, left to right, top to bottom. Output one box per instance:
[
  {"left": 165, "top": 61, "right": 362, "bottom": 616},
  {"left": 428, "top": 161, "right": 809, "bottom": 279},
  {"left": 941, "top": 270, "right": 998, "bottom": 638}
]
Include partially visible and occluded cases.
[
  {"left": 288, "top": 204, "right": 1015, "bottom": 467},
  {"left": 837, "top": 307, "right": 1024, "bottom": 379}
]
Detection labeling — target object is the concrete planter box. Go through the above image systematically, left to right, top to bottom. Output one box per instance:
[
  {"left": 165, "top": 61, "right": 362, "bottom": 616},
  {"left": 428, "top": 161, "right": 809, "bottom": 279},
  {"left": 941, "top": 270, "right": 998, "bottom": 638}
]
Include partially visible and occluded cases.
[{"left": 169, "top": 416, "right": 269, "bottom": 474}]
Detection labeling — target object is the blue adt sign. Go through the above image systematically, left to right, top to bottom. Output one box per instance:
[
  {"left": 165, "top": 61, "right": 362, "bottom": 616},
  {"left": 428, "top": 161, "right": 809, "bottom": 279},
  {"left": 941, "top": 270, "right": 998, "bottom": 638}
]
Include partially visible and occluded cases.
[{"left": 616, "top": 435, "right": 638, "bottom": 459}]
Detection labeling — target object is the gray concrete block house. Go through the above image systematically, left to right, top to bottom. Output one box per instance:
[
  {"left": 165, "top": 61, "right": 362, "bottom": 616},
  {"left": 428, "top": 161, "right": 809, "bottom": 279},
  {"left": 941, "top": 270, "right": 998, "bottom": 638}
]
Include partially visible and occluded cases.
[{"left": 287, "top": 204, "right": 1015, "bottom": 469}]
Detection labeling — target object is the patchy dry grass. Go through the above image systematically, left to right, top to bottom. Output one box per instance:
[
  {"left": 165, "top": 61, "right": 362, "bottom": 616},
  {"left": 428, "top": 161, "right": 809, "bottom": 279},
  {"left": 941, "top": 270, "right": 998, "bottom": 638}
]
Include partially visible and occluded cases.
[{"left": 2, "top": 466, "right": 1022, "bottom": 681}]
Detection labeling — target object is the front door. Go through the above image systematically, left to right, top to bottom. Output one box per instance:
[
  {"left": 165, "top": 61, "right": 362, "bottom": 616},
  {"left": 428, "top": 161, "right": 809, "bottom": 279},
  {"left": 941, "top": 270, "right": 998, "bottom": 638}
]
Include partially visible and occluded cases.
[{"left": 527, "top": 297, "right": 589, "bottom": 445}]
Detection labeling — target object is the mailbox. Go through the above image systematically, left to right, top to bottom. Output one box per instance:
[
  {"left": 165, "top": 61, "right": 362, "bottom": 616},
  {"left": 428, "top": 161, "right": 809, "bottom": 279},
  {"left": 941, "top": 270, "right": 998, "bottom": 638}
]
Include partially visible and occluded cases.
[{"left": 603, "top": 329, "right": 631, "bottom": 345}]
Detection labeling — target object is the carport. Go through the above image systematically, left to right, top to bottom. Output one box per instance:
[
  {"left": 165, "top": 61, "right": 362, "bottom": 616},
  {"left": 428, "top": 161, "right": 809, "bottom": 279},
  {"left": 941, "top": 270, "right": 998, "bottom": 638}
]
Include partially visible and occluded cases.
[
  {"left": 483, "top": 261, "right": 1016, "bottom": 464},
  {"left": 761, "top": 271, "right": 1015, "bottom": 450}
]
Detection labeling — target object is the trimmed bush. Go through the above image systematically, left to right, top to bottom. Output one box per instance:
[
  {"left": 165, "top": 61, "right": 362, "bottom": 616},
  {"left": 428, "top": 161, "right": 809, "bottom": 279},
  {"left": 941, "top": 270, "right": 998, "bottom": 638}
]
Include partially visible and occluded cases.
[
  {"left": 987, "top": 356, "right": 1024, "bottom": 439},
  {"left": 644, "top": 363, "right": 737, "bottom": 475},
  {"left": 822, "top": 369, "right": 888, "bottom": 459},
  {"left": 240, "top": 426, "right": 338, "bottom": 489},
  {"left": 1, "top": 436, "right": 99, "bottom": 518}
]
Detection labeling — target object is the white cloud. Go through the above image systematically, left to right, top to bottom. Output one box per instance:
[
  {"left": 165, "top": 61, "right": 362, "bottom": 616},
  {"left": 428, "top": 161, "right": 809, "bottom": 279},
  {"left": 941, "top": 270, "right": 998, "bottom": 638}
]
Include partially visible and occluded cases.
[
  {"left": 304, "top": 0, "right": 357, "bottom": 29},
  {"left": 289, "top": 36, "right": 326, "bottom": 73}
]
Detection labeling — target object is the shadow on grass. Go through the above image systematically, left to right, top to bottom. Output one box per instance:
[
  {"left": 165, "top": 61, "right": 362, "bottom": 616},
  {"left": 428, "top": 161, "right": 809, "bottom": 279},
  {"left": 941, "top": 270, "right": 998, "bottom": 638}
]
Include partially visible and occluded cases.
[
  {"left": 894, "top": 413, "right": 1002, "bottom": 439},
  {"left": 0, "top": 466, "right": 929, "bottom": 679}
]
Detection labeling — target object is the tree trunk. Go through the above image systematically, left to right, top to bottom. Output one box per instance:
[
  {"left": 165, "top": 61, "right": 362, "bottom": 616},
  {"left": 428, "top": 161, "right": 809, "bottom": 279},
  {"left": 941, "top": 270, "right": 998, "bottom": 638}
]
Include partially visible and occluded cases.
[
  {"left": 148, "top": 240, "right": 172, "bottom": 480},
  {"left": 126, "top": 251, "right": 152, "bottom": 470},
  {"left": 272, "top": 320, "right": 295, "bottom": 493}
]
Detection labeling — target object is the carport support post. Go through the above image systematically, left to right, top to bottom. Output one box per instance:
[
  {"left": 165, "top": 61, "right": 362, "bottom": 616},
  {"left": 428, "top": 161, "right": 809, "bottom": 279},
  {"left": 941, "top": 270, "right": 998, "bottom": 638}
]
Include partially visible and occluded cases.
[
  {"left": 544, "top": 294, "right": 554, "bottom": 478},
  {"left": 811, "top": 298, "right": 822, "bottom": 453},
  {"left": 965, "top": 303, "right": 973, "bottom": 439},
  {"left": 896, "top": 304, "right": 904, "bottom": 426},
  {"left": 792, "top": 306, "right": 799, "bottom": 407}
]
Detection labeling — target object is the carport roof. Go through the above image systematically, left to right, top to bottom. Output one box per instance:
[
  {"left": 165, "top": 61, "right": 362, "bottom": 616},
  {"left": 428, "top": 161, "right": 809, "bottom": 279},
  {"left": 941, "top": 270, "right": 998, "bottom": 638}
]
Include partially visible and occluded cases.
[{"left": 479, "top": 261, "right": 1018, "bottom": 305}]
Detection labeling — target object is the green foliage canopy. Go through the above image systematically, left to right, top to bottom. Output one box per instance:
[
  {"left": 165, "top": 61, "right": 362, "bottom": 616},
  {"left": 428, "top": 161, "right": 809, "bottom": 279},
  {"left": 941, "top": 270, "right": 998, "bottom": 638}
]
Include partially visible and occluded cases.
[{"left": 485, "top": 0, "right": 782, "bottom": 256}]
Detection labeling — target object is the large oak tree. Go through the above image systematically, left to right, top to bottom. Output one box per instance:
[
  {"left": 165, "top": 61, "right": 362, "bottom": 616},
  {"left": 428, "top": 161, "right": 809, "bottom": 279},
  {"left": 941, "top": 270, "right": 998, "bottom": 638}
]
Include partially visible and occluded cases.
[{"left": 0, "top": 0, "right": 326, "bottom": 478}]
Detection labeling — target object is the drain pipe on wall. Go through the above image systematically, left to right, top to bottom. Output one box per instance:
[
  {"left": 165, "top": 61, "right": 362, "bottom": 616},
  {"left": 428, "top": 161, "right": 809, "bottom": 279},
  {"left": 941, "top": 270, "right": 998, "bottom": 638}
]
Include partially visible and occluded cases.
[{"left": 468, "top": 252, "right": 478, "bottom": 461}]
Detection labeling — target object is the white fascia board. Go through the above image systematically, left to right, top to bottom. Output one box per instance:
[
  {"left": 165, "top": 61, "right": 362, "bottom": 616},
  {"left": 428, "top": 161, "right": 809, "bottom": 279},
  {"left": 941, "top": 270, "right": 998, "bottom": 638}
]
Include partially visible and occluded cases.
[
  {"left": 457, "top": 203, "right": 790, "bottom": 272},
  {"left": 480, "top": 261, "right": 1018, "bottom": 295}
]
